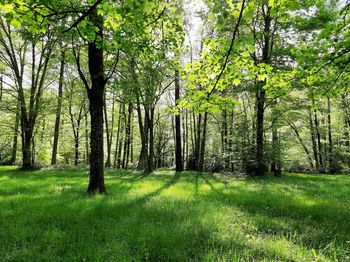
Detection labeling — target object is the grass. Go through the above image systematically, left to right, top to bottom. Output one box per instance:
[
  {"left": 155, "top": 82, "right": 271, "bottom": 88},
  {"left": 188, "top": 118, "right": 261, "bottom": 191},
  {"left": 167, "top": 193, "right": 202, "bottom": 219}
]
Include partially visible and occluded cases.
[{"left": 0, "top": 166, "right": 349, "bottom": 261}]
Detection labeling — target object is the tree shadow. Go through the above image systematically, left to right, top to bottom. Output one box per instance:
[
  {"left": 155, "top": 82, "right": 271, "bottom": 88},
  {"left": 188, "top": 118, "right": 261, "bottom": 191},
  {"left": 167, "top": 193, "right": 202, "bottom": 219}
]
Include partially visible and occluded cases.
[
  {"left": 1, "top": 167, "right": 349, "bottom": 261},
  {"left": 133, "top": 172, "right": 181, "bottom": 204},
  {"left": 198, "top": 174, "right": 350, "bottom": 250}
]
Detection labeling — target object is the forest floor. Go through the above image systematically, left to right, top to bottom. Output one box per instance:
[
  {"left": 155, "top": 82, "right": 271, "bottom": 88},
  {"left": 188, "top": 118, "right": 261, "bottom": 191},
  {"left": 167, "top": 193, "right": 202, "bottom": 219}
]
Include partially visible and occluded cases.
[{"left": 0, "top": 166, "right": 349, "bottom": 261}]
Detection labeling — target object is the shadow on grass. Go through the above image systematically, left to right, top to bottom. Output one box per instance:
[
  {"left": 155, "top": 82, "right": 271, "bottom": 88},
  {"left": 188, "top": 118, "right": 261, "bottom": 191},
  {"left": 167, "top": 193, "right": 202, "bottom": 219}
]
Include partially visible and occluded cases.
[
  {"left": 0, "top": 167, "right": 349, "bottom": 261},
  {"left": 198, "top": 173, "right": 350, "bottom": 247}
]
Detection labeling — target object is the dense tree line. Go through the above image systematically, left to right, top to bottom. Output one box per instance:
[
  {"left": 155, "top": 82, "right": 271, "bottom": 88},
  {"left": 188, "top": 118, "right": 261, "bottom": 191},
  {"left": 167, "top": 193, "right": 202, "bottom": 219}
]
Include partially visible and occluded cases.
[{"left": 0, "top": 0, "right": 349, "bottom": 194}]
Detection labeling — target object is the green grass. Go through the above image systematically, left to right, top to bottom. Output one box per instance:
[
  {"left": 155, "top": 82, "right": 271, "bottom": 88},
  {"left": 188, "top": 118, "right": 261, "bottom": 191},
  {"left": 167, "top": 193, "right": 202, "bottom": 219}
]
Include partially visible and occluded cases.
[{"left": 0, "top": 166, "right": 349, "bottom": 261}]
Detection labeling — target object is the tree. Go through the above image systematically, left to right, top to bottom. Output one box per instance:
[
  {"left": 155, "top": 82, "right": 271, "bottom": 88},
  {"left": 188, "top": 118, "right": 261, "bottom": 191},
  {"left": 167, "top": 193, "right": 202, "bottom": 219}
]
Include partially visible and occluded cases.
[
  {"left": 0, "top": 14, "right": 56, "bottom": 168},
  {"left": 51, "top": 50, "right": 65, "bottom": 165},
  {"left": 174, "top": 68, "right": 183, "bottom": 171}
]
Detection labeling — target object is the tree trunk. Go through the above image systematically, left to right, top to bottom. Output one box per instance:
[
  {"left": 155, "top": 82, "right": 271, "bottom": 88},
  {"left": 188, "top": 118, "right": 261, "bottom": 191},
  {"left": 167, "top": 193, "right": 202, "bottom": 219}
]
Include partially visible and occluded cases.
[
  {"left": 253, "top": 7, "right": 272, "bottom": 176},
  {"left": 86, "top": 8, "right": 106, "bottom": 194},
  {"left": 51, "top": 51, "right": 65, "bottom": 165},
  {"left": 175, "top": 69, "right": 183, "bottom": 172},
  {"left": 255, "top": 88, "right": 266, "bottom": 176},
  {"left": 104, "top": 92, "right": 111, "bottom": 167},
  {"left": 340, "top": 93, "right": 350, "bottom": 148},
  {"left": 327, "top": 97, "right": 334, "bottom": 173},
  {"left": 10, "top": 98, "right": 20, "bottom": 165},
  {"left": 271, "top": 100, "right": 281, "bottom": 176},
  {"left": 137, "top": 102, "right": 149, "bottom": 171},
  {"left": 313, "top": 102, "right": 324, "bottom": 172},
  {"left": 114, "top": 103, "right": 124, "bottom": 168},
  {"left": 122, "top": 103, "right": 132, "bottom": 169},
  {"left": 84, "top": 107, "right": 90, "bottom": 165},
  {"left": 148, "top": 107, "right": 155, "bottom": 172},
  {"left": 222, "top": 108, "right": 229, "bottom": 169},
  {"left": 185, "top": 109, "right": 189, "bottom": 167},
  {"left": 309, "top": 109, "right": 320, "bottom": 171},
  {"left": 198, "top": 112, "right": 208, "bottom": 171},
  {"left": 193, "top": 113, "right": 202, "bottom": 170},
  {"left": 130, "top": 119, "right": 134, "bottom": 164},
  {"left": 21, "top": 120, "right": 33, "bottom": 169},
  {"left": 290, "top": 123, "right": 314, "bottom": 170},
  {"left": 74, "top": 137, "right": 79, "bottom": 166}
]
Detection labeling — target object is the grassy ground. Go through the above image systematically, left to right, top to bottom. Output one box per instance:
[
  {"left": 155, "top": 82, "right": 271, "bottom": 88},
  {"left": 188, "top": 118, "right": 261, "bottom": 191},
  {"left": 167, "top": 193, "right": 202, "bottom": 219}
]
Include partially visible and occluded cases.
[{"left": 0, "top": 166, "right": 349, "bottom": 261}]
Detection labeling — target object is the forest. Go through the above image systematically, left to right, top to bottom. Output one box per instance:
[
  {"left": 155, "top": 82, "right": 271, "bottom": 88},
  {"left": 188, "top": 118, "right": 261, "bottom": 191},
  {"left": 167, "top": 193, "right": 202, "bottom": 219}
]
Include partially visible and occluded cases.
[{"left": 0, "top": 0, "right": 349, "bottom": 261}]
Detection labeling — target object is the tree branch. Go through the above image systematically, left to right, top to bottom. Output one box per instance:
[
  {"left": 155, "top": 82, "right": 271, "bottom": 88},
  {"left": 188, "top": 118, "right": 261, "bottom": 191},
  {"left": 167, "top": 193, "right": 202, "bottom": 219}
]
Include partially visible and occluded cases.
[
  {"left": 63, "top": 0, "right": 103, "bottom": 32},
  {"left": 207, "top": 0, "right": 246, "bottom": 100}
]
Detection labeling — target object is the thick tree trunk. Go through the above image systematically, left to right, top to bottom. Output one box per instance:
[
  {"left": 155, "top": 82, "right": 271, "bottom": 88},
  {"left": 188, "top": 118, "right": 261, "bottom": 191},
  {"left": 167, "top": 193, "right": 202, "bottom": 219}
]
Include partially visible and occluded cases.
[
  {"left": 253, "top": 7, "right": 272, "bottom": 176},
  {"left": 86, "top": 9, "right": 106, "bottom": 194},
  {"left": 51, "top": 51, "right": 65, "bottom": 165},
  {"left": 175, "top": 69, "right": 183, "bottom": 172},
  {"left": 87, "top": 87, "right": 105, "bottom": 193},
  {"left": 21, "top": 119, "right": 33, "bottom": 169}
]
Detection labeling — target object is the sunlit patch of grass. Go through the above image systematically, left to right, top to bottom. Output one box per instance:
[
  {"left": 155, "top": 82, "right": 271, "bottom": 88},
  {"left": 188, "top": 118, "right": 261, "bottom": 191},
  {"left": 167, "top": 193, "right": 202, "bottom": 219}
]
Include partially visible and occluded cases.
[{"left": 0, "top": 166, "right": 349, "bottom": 261}]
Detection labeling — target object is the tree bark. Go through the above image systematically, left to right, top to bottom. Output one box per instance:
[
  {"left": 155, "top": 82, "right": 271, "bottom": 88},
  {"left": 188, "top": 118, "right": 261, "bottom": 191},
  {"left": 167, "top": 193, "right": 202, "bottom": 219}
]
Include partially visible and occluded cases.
[
  {"left": 86, "top": 8, "right": 106, "bottom": 194},
  {"left": 254, "top": 8, "right": 272, "bottom": 176},
  {"left": 51, "top": 51, "right": 65, "bottom": 165},
  {"left": 175, "top": 69, "right": 183, "bottom": 172},
  {"left": 255, "top": 88, "right": 266, "bottom": 176},
  {"left": 104, "top": 91, "right": 115, "bottom": 167},
  {"left": 104, "top": 92, "right": 111, "bottom": 167},
  {"left": 10, "top": 97, "right": 20, "bottom": 165},
  {"left": 327, "top": 97, "right": 334, "bottom": 173},
  {"left": 270, "top": 100, "right": 281, "bottom": 176},
  {"left": 69, "top": 101, "right": 83, "bottom": 166},
  {"left": 137, "top": 101, "right": 149, "bottom": 171},
  {"left": 312, "top": 102, "right": 324, "bottom": 172},
  {"left": 114, "top": 103, "right": 124, "bottom": 168},
  {"left": 122, "top": 103, "right": 132, "bottom": 169},
  {"left": 84, "top": 106, "right": 90, "bottom": 165},
  {"left": 148, "top": 107, "right": 155, "bottom": 172},
  {"left": 222, "top": 108, "right": 229, "bottom": 169},
  {"left": 309, "top": 108, "right": 320, "bottom": 171},
  {"left": 198, "top": 112, "right": 208, "bottom": 171},
  {"left": 194, "top": 113, "right": 202, "bottom": 170}
]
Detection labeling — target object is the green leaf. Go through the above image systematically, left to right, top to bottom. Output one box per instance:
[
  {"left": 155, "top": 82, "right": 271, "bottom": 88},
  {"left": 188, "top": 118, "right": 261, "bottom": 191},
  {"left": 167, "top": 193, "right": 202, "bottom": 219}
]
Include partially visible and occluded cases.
[{"left": 233, "top": 78, "right": 241, "bottom": 86}]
